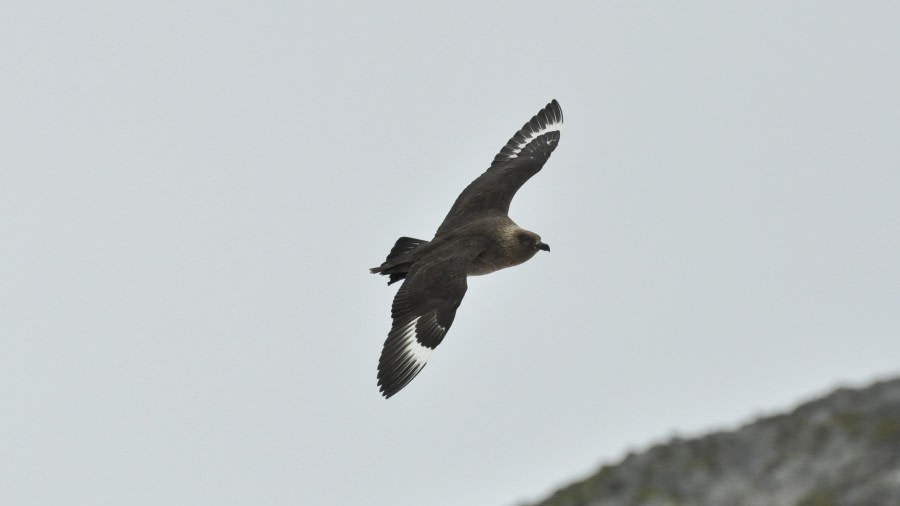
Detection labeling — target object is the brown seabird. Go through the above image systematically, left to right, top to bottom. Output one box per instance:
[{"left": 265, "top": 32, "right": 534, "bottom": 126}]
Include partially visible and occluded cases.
[{"left": 371, "top": 99, "right": 563, "bottom": 398}]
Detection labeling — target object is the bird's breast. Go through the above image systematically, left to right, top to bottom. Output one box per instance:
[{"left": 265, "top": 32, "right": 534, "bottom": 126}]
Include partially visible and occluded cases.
[{"left": 467, "top": 248, "right": 527, "bottom": 276}]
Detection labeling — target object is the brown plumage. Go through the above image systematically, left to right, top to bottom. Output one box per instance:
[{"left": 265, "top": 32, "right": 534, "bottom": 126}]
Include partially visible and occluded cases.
[{"left": 370, "top": 99, "right": 563, "bottom": 398}]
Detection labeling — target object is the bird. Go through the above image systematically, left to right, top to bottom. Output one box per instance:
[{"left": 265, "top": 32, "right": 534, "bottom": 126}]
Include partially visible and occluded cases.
[{"left": 370, "top": 99, "right": 563, "bottom": 398}]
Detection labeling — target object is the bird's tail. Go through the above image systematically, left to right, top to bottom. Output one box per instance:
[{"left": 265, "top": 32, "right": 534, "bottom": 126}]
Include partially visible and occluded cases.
[{"left": 370, "top": 237, "right": 429, "bottom": 285}]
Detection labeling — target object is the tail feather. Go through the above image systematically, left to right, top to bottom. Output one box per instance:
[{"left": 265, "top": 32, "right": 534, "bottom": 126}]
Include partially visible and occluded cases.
[
  {"left": 370, "top": 237, "right": 429, "bottom": 285},
  {"left": 386, "top": 237, "right": 428, "bottom": 262}
]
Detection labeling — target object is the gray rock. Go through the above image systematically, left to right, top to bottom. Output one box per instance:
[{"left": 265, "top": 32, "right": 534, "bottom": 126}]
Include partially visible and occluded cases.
[{"left": 524, "top": 378, "right": 900, "bottom": 506}]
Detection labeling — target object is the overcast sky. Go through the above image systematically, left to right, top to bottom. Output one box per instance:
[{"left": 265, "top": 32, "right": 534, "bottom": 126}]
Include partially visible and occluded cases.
[{"left": 2, "top": 2, "right": 899, "bottom": 505}]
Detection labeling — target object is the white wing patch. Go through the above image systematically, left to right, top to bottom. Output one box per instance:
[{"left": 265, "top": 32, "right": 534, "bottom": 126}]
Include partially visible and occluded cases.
[
  {"left": 492, "top": 100, "right": 564, "bottom": 167},
  {"left": 505, "top": 121, "right": 562, "bottom": 160},
  {"left": 378, "top": 309, "right": 451, "bottom": 397},
  {"left": 395, "top": 316, "right": 435, "bottom": 368}
]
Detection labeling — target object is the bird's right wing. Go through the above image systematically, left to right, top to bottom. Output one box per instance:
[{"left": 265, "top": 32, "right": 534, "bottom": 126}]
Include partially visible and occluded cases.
[
  {"left": 436, "top": 99, "right": 563, "bottom": 236},
  {"left": 377, "top": 240, "right": 485, "bottom": 398}
]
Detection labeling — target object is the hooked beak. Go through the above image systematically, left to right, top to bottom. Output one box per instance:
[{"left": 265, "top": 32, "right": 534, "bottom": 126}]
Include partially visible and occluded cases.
[{"left": 537, "top": 242, "right": 550, "bottom": 252}]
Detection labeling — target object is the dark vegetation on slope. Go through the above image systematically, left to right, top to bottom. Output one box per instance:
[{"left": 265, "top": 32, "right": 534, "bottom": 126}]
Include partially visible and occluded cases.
[{"left": 523, "top": 377, "right": 900, "bottom": 506}]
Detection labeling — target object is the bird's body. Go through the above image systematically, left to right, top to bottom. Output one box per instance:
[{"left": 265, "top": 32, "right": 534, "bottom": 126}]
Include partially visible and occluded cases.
[
  {"left": 371, "top": 100, "right": 563, "bottom": 398},
  {"left": 375, "top": 216, "right": 541, "bottom": 278}
]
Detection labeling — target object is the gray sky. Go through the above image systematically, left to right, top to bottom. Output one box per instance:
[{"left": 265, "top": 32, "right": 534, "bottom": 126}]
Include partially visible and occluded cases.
[{"left": 2, "top": 2, "right": 899, "bottom": 505}]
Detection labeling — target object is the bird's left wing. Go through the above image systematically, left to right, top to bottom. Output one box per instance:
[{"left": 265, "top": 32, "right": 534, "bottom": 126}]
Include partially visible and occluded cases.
[
  {"left": 436, "top": 99, "right": 563, "bottom": 236},
  {"left": 377, "top": 241, "right": 485, "bottom": 398}
]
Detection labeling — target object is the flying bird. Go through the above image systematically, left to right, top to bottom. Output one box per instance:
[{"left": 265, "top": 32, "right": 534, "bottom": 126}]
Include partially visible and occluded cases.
[{"left": 370, "top": 99, "right": 563, "bottom": 398}]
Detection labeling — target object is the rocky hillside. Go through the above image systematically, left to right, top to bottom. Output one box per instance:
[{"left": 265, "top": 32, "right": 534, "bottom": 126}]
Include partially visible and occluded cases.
[{"left": 523, "top": 377, "right": 900, "bottom": 506}]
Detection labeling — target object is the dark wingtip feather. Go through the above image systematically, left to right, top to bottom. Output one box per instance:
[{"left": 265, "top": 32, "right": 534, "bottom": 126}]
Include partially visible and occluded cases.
[
  {"left": 490, "top": 99, "right": 564, "bottom": 168},
  {"left": 377, "top": 355, "right": 426, "bottom": 399}
]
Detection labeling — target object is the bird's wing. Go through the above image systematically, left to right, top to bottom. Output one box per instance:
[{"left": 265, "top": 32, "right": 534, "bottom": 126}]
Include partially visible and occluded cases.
[
  {"left": 436, "top": 99, "right": 563, "bottom": 236},
  {"left": 377, "top": 240, "right": 486, "bottom": 398}
]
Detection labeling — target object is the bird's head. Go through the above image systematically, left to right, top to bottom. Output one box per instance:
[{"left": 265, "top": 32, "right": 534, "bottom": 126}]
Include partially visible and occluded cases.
[{"left": 513, "top": 229, "right": 550, "bottom": 260}]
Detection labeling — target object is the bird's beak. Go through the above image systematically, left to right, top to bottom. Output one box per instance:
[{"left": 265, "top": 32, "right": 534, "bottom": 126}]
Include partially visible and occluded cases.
[{"left": 537, "top": 242, "right": 550, "bottom": 252}]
